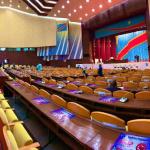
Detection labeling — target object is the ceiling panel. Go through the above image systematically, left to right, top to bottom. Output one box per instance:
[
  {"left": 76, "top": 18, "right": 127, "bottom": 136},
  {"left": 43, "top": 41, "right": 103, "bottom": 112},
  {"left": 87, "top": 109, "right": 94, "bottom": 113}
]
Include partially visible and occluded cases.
[
  {"left": 0, "top": 0, "right": 35, "bottom": 14},
  {"left": 49, "top": 0, "right": 127, "bottom": 22}
]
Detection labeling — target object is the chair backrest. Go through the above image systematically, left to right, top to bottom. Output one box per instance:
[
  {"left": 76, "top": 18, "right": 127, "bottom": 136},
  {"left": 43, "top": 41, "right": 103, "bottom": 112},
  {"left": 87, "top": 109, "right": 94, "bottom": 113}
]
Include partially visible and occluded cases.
[
  {"left": 87, "top": 76, "right": 95, "bottom": 80},
  {"left": 95, "top": 76, "right": 106, "bottom": 81},
  {"left": 66, "top": 77, "right": 74, "bottom": 82},
  {"left": 116, "top": 77, "right": 127, "bottom": 82},
  {"left": 128, "top": 77, "right": 140, "bottom": 82},
  {"left": 42, "top": 78, "right": 49, "bottom": 83},
  {"left": 75, "top": 78, "right": 84, "bottom": 83},
  {"left": 48, "top": 79, "right": 57, "bottom": 85},
  {"left": 84, "top": 79, "right": 94, "bottom": 84},
  {"left": 57, "top": 81, "right": 66, "bottom": 86},
  {"left": 95, "top": 81, "right": 108, "bottom": 88},
  {"left": 24, "top": 82, "right": 31, "bottom": 89},
  {"left": 123, "top": 82, "right": 139, "bottom": 89},
  {"left": 139, "top": 82, "right": 150, "bottom": 89},
  {"left": 66, "top": 83, "right": 79, "bottom": 90},
  {"left": 31, "top": 85, "right": 39, "bottom": 94},
  {"left": 79, "top": 86, "right": 93, "bottom": 94},
  {"left": 94, "top": 88, "right": 111, "bottom": 96},
  {"left": 39, "top": 89, "right": 50, "bottom": 99},
  {"left": 113, "top": 90, "right": 134, "bottom": 100},
  {"left": 135, "top": 91, "right": 150, "bottom": 100},
  {"left": 51, "top": 94, "right": 67, "bottom": 107},
  {"left": 1, "top": 101, "right": 11, "bottom": 109},
  {"left": 67, "top": 102, "right": 90, "bottom": 118},
  {"left": 0, "top": 108, "right": 8, "bottom": 125},
  {"left": 5, "top": 109, "right": 18, "bottom": 123},
  {"left": 91, "top": 111, "right": 125, "bottom": 128},
  {"left": 127, "top": 119, "right": 150, "bottom": 135},
  {"left": 12, "top": 123, "right": 33, "bottom": 147}
]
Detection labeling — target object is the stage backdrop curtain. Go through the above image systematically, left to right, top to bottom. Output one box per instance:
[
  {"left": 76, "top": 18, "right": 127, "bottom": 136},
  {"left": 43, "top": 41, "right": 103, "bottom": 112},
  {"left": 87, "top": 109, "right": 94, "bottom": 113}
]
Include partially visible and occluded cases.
[
  {"left": 116, "top": 30, "right": 149, "bottom": 61},
  {"left": 92, "top": 36, "right": 116, "bottom": 62}
]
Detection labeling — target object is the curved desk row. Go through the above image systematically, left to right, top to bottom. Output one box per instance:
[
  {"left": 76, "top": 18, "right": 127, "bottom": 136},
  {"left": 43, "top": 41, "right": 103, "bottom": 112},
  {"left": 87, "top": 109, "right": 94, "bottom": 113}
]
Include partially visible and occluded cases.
[
  {"left": 4, "top": 81, "right": 150, "bottom": 150},
  {"left": 32, "top": 81, "right": 150, "bottom": 120}
]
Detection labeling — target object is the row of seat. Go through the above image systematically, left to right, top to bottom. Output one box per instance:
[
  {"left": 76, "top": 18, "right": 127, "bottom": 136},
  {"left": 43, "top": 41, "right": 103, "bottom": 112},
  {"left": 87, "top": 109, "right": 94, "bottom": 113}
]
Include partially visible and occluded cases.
[
  {"left": 16, "top": 78, "right": 150, "bottom": 135},
  {"left": 39, "top": 78, "right": 150, "bottom": 100},
  {"left": 0, "top": 93, "right": 40, "bottom": 150}
]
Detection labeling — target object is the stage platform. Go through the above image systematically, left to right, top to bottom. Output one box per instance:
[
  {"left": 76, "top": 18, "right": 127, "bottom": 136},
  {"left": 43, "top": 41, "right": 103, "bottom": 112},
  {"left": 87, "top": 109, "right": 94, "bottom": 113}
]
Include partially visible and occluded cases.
[{"left": 76, "top": 62, "right": 150, "bottom": 70}]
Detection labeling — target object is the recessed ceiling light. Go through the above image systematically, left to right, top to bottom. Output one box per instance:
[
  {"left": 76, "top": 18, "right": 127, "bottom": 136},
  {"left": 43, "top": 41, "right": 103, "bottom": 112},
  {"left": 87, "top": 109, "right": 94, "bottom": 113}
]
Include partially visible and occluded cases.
[
  {"left": 9, "top": 0, "right": 12, "bottom": 3},
  {"left": 67, "top": 0, "right": 70, "bottom": 4},
  {"left": 86, "top": 0, "right": 90, "bottom": 2},
  {"left": 108, "top": 0, "right": 112, "bottom": 3},
  {"left": 1, "top": 1, "right": 4, "bottom": 4},
  {"left": 9, "top": 4, "right": 12, "bottom": 7},
  {"left": 99, "top": 4, "right": 103, "bottom": 8},
  {"left": 17, "top": 5, "right": 20, "bottom": 8},
  {"left": 61, "top": 5, "right": 65, "bottom": 9},
  {"left": 79, "top": 5, "right": 82, "bottom": 9},
  {"left": 26, "top": 6, "right": 29, "bottom": 10},
  {"left": 92, "top": 8, "right": 95, "bottom": 12},
  {"left": 73, "top": 9, "right": 77, "bottom": 13},
  {"left": 57, "top": 10, "right": 60, "bottom": 13},
  {"left": 68, "top": 13, "right": 71, "bottom": 16},
  {"left": 85, "top": 13, "right": 88, "bottom": 17},
  {"left": 54, "top": 14, "right": 57, "bottom": 16},
  {"left": 79, "top": 17, "right": 82, "bottom": 20}
]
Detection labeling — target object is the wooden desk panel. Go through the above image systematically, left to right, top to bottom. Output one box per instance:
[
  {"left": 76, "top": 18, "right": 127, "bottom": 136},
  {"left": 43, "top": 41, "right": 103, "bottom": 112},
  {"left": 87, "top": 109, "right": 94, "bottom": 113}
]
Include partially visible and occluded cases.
[
  {"left": 5, "top": 81, "right": 120, "bottom": 150},
  {"left": 5, "top": 81, "right": 150, "bottom": 150},
  {"left": 32, "top": 81, "right": 150, "bottom": 120}
]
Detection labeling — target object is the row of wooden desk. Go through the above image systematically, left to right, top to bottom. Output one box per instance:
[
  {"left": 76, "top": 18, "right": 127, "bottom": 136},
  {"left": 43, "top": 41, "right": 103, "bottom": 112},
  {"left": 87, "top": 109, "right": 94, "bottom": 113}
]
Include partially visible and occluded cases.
[
  {"left": 4, "top": 69, "right": 150, "bottom": 119},
  {"left": 6, "top": 69, "right": 30, "bottom": 82},
  {"left": 0, "top": 71, "right": 8, "bottom": 89},
  {"left": 4, "top": 81, "right": 150, "bottom": 150},
  {"left": 31, "top": 81, "right": 150, "bottom": 120}
]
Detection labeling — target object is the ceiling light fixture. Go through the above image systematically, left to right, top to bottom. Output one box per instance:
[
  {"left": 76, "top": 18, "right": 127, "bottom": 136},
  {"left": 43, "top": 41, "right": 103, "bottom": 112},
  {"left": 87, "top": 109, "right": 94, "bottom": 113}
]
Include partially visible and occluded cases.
[
  {"left": 27, "top": 0, "right": 45, "bottom": 13},
  {"left": 35, "top": 0, "right": 52, "bottom": 9},
  {"left": 46, "top": 0, "right": 57, "bottom": 4},
  {"left": 66, "top": 0, "right": 70, "bottom": 4},
  {"left": 99, "top": 4, "right": 103, "bottom": 8},
  {"left": 61, "top": 5, "right": 65, "bottom": 9},
  {"left": 79, "top": 5, "right": 82, "bottom": 9},
  {"left": 92, "top": 8, "right": 95, "bottom": 12},
  {"left": 73, "top": 9, "right": 77, "bottom": 13},
  {"left": 68, "top": 13, "right": 71, "bottom": 16}
]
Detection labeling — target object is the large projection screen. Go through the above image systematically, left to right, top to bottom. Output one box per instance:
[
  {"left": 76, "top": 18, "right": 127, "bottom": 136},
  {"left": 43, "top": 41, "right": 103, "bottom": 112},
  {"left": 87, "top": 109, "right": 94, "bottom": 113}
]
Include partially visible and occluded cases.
[{"left": 0, "top": 8, "right": 56, "bottom": 47}]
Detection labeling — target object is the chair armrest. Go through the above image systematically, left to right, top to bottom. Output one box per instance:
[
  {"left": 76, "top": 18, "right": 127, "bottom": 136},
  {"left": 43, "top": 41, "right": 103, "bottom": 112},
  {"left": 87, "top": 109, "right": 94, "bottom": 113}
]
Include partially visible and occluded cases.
[
  {"left": 7, "top": 121, "right": 24, "bottom": 127},
  {"left": 19, "top": 142, "right": 40, "bottom": 150}
]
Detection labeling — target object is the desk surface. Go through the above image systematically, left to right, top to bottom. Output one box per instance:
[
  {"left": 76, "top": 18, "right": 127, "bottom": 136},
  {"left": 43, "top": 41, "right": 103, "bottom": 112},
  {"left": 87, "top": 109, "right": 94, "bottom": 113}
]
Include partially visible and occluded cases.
[
  {"left": 5, "top": 80, "right": 150, "bottom": 150},
  {"left": 5, "top": 80, "right": 121, "bottom": 150},
  {"left": 31, "top": 81, "right": 150, "bottom": 120},
  {"left": 33, "top": 81, "right": 150, "bottom": 110}
]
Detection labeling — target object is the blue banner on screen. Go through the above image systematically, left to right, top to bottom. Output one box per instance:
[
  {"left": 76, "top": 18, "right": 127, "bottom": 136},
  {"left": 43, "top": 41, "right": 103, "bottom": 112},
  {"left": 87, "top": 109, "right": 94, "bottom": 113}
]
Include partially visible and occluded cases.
[
  {"left": 95, "top": 15, "right": 145, "bottom": 39},
  {"left": 48, "top": 21, "right": 69, "bottom": 56},
  {"left": 67, "top": 22, "right": 83, "bottom": 60},
  {"left": 116, "top": 30, "right": 149, "bottom": 61},
  {"left": 111, "top": 133, "right": 150, "bottom": 150}
]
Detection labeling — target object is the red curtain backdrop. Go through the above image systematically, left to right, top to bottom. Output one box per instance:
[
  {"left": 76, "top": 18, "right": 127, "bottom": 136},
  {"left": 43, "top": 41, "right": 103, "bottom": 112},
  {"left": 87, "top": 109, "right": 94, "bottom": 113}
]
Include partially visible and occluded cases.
[{"left": 91, "top": 36, "right": 116, "bottom": 62}]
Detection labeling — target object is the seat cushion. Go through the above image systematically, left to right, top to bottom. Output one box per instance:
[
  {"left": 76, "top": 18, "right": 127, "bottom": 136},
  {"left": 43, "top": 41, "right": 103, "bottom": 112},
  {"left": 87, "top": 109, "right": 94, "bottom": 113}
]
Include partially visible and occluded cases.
[
  {"left": 1, "top": 101, "right": 11, "bottom": 109},
  {"left": 0, "top": 108, "right": 8, "bottom": 124},
  {"left": 5, "top": 109, "right": 18, "bottom": 123},
  {"left": 13, "top": 123, "right": 33, "bottom": 147},
  {"left": 7, "top": 130, "right": 19, "bottom": 150}
]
